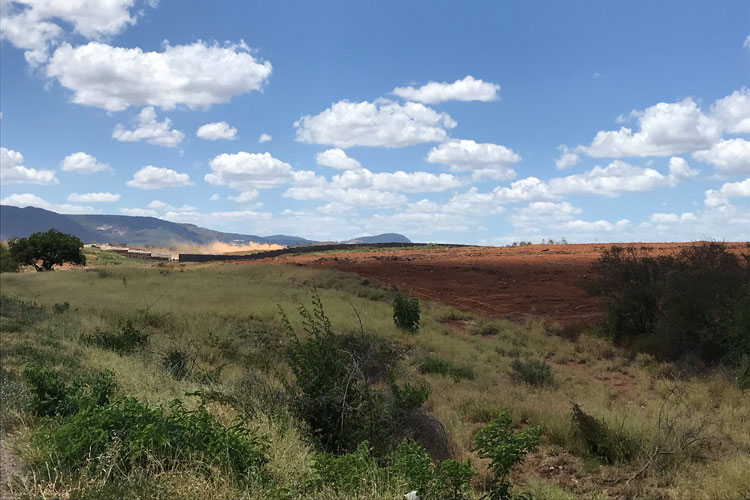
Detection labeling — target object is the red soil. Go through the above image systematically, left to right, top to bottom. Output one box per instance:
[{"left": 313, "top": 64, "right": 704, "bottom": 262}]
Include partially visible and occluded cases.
[{"left": 255, "top": 242, "right": 749, "bottom": 326}]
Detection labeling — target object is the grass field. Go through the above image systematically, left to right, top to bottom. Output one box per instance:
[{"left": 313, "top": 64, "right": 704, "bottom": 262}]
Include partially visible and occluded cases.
[{"left": 1, "top": 252, "right": 748, "bottom": 499}]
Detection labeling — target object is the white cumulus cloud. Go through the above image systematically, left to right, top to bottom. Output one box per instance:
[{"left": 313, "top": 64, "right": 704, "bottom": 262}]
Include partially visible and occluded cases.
[
  {"left": 0, "top": 0, "right": 140, "bottom": 66},
  {"left": 47, "top": 40, "right": 272, "bottom": 111},
  {"left": 391, "top": 75, "right": 500, "bottom": 104},
  {"left": 712, "top": 88, "right": 750, "bottom": 134},
  {"left": 581, "top": 98, "right": 721, "bottom": 157},
  {"left": 295, "top": 99, "right": 456, "bottom": 148},
  {"left": 113, "top": 107, "right": 184, "bottom": 147},
  {"left": 196, "top": 121, "right": 237, "bottom": 140},
  {"left": 258, "top": 133, "right": 272, "bottom": 143},
  {"left": 427, "top": 139, "right": 519, "bottom": 181},
  {"left": 694, "top": 139, "right": 750, "bottom": 176},
  {"left": 555, "top": 145, "right": 579, "bottom": 170},
  {"left": 1, "top": 147, "right": 58, "bottom": 185},
  {"left": 316, "top": 148, "right": 362, "bottom": 170},
  {"left": 60, "top": 152, "right": 110, "bottom": 173},
  {"left": 205, "top": 152, "right": 294, "bottom": 190},
  {"left": 126, "top": 165, "right": 193, "bottom": 190},
  {"left": 331, "top": 168, "right": 461, "bottom": 193},
  {"left": 704, "top": 178, "right": 750, "bottom": 207},
  {"left": 1, "top": 192, "right": 93, "bottom": 213},
  {"left": 67, "top": 192, "right": 120, "bottom": 202}
]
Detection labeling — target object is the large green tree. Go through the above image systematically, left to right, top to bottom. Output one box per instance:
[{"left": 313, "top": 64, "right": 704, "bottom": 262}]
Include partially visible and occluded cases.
[{"left": 8, "top": 229, "right": 86, "bottom": 271}]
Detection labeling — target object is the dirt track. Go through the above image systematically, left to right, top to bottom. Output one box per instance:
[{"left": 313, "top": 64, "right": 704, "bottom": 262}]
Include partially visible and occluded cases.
[{"left": 257, "top": 242, "right": 749, "bottom": 325}]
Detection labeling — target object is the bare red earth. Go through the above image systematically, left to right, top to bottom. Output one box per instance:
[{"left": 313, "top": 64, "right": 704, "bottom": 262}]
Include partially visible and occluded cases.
[{"left": 252, "top": 242, "right": 749, "bottom": 325}]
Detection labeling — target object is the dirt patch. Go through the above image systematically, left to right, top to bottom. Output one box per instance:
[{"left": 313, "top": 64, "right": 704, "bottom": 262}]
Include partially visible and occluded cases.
[{"left": 245, "top": 242, "right": 747, "bottom": 326}]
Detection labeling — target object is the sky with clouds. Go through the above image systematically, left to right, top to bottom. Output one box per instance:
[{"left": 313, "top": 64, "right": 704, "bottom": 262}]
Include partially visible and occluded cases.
[{"left": 1, "top": 0, "right": 749, "bottom": 244}]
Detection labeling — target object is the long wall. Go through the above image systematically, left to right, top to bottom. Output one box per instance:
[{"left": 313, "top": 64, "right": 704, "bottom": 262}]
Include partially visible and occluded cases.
[{"left": 178, "top": 242, "right": 460, "bottom": 263}]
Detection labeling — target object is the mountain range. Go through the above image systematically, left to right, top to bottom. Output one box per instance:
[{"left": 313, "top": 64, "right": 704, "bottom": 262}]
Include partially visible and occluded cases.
[{"left": 0, "top": 205, "right": 410, "bottom": 247}]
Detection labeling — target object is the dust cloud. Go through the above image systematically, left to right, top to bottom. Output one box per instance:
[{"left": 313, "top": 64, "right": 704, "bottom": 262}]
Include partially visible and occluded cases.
[{"left": 153, "top": 241, "right": 285, "bottom": 257}]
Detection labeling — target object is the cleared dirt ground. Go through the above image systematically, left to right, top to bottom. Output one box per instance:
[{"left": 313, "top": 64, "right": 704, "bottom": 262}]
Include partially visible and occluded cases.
[{"left": 255, "top": 242, "right": 749, "bottom": 325}]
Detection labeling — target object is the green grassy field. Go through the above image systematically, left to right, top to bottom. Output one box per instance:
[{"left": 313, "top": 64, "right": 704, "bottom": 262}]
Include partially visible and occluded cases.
[{"left": 1, "top": 254, "right": 748, "bottom": 499}]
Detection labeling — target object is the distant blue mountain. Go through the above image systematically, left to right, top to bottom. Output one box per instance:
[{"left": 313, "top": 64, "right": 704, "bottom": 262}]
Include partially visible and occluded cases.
[{"left": 0, "top": 205, "right": 410, "bottom": 247}]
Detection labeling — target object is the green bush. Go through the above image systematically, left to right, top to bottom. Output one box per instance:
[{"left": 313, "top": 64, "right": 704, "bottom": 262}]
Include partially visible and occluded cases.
[
  {"left": 592, "top": 242, "right": 750, "bottom": 367},
  {"left": 0, "top": 243, "right": 19, "bottom": 272},
  {"left": 281, "top": 290, "right": 429, "bottom": 455},
  {"left": 394, "top": 292, "right": 420, "bottom": 331},
  {"left": 80, "top": 320, "right": 148, "bottom": 355},
  {"left": 161, "top": 349, "right": 188, "bottom": 379},
  {"left": 419, "top": 354, "right": 474, "bottom": 381},
  {"left": 510, "top": 358, "right": 553, "bottom": 387},
  {"left": 22, "top": 365, "right": 117, "bottom": 418},
  {"left": 31, "top": 396, "right": 268, "bottom": 483},
  {"left": 571, "top": 403, "right": 640, "bottom": 464},
  {"left": 471, "top": 411, "right": 542, "bottom": 500},
  {"left": 312, "top": 441, "right": 383, "bottom": 493},
  {"left": 431, "top": 459, "right": 475, "bottom": 500}
]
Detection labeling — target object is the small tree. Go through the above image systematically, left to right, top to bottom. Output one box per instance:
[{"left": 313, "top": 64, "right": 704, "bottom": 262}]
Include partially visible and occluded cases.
[
  {"left": 8, "top": 229, "right": 86, "bottom": 271},
  {"left": 0, "top": 243, "right": 20, "bottom": 272},
  {"left": 393, "top": 292, "right": 420, "bottom": 331},
  {"left": 471, "top": 411, "right": 542, "bottom": 500}
]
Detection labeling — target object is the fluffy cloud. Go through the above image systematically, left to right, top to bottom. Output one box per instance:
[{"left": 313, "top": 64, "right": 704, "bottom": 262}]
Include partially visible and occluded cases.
[
  {"left": 0, "top": 0, "right": 138, "bottom": 65},
  {"left": 47, "top": 41, "right": 272, "bottom": 111},
  {"left": 391, "top": 75, "right": 500, "bottom": 104},
  {"left": 712, "top": 88, "right": 750, "bottom": 134},
  {"left": 581, "top": 98, "right": 721, "bottom": 157},
  {"left": 295, "top": 99, "right": 456, "bottom": 148},
  {"left": 112, "top": 107, "right": 184, "bottom": 147},
  {"left": 196, "top": 121, "right": 237, "bottom": 140},
  {"left": 258, "top": 133, "right": 272, "bottom": 143},
  {"left": 426, "top": 139, "right": 519, "bottom": 181},
  {"left": 693, "top": 139, "right": 750, "bottom": 176},
  {"left": 555, "top": 145, "right": 579, "bottom": 170},
  {"left": 1, "top": 147, "right": 58, "bottom": 184},
  {"left": 316, "top": 148, "right": 361, "bottom": 170},
  {"left": 60, "top": 152, "right": 109, "bottom": 173},
  {"left": 205, "top": 152, "right": 294, "bottom": 190},
  {"left": 547, "top": 158, "right": 698, "bottom": 196},
  {"left": 126, "top": 165, "right": 193, "bottom": 189},
  {"left": 331, "top": 168, "right": 461, "bottom": 193},
  {"left": 704, "top": 178, "right": 750, "bottom": 207},
  {"left": 284, "top": 186, "right": 407, "bottom": 208},
  {"left": 227, "top": 190, "right": 259, "bottom": 203},
  {"left": 67, "top": 192, "right": 120, "bottom": 202},
  {"left": 1, "top": 193, "right": 93, "bottom": 213},
  {"left": 509, "top": 201, "right": 582, "bottom": 227},
  {"left": 119, "top": 207, "right": 158, "bottom": 217},
  {"left": 648, "top": 212, "right": 698, "bottom": 224}
]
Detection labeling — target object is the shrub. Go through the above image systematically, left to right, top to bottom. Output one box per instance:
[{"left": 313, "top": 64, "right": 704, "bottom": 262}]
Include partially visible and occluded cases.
[
  {"left": 592, "top": 242, "right": 750, "bottom": 368},
  {"left": 0, "top": 243, "right": 19, "bottom": 272},
  {"left": 281, "top": 290, "right": 429, "bottom": 455},
  {"left": 394, "top": 292, "right": 420, "bottom": 331},
  {"left": 52, "top": 302, "right": 70, "bottom": 314},
  {"left": 80, "top": 320, "right": 148, "bottom": 355},
  {"left": 161, "top": 349, "right": 188, "bottom": 379},
  {"left": 419, "top": 354, "right": 474, "bottom": 381},
  {"left": 510, "top": 358, "right": 553, "bottom": 387},
  {"left": 22, "top": 365, "right": 117, "bottom": 418},
  {"left": 31, "top": 396, "right": 268, "bottom": 483},
  {"left": 571, "top": 403, "right": 639, "bottom": 464},
  {"left": 471, "top": 411, "right": 542, "bottom": 500},
  {"left": 387, "top": 439, "right": 434, "bottom": 495},
  {"left": 312, "top": 441, "right": 383, "bottom": 493},
  {"left": 431, "top": 459, "right": 475, "bottom": 500}
]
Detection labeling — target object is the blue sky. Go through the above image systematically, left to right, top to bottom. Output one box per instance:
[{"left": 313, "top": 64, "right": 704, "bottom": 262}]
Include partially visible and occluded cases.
[{"left": 1, "top": 0, "right": 749, "bottom": 243}]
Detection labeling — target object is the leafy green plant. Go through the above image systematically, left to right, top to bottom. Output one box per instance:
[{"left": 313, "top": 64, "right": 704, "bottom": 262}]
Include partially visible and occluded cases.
[
  {"left": 8, "top": 229, "right": 86, "bottom": 271},
  {"left": 592, "top": 242, "right": 749, "bottom": 368},
  {"left": 0, "top": 243, "right": 20, "bottom": 272},
  {"left": 281, "top": 290, "right": 429, "bottom": 454},
  {"left": 394, "top": 292, "right": 420, "bottom": 331},
  {"left": 80, "top": 320, "right": 148, "bottom": 355},
  {"left": 419, "top": 354, "right": 474, "bottom": 381},
  {"left": 510, "top": 358, "right": 553, "bottom": 387},
  {"left": 22, "top": 365, "right": 117, "bottom": 418},
  {"left": 31, "top": 396, "right": 268, "bottom": 484},
  {"left": 471, "top": 411, "right": 542, "bottom": 500},
  {"left": 387, "top": 439, "right": 434, "bottom": 495},
  {"left": 312, "top": 441, "right": 383, "bottom": 493},
  {"left": 431, "top": 458, "right": 475, "bottom": 500}
]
